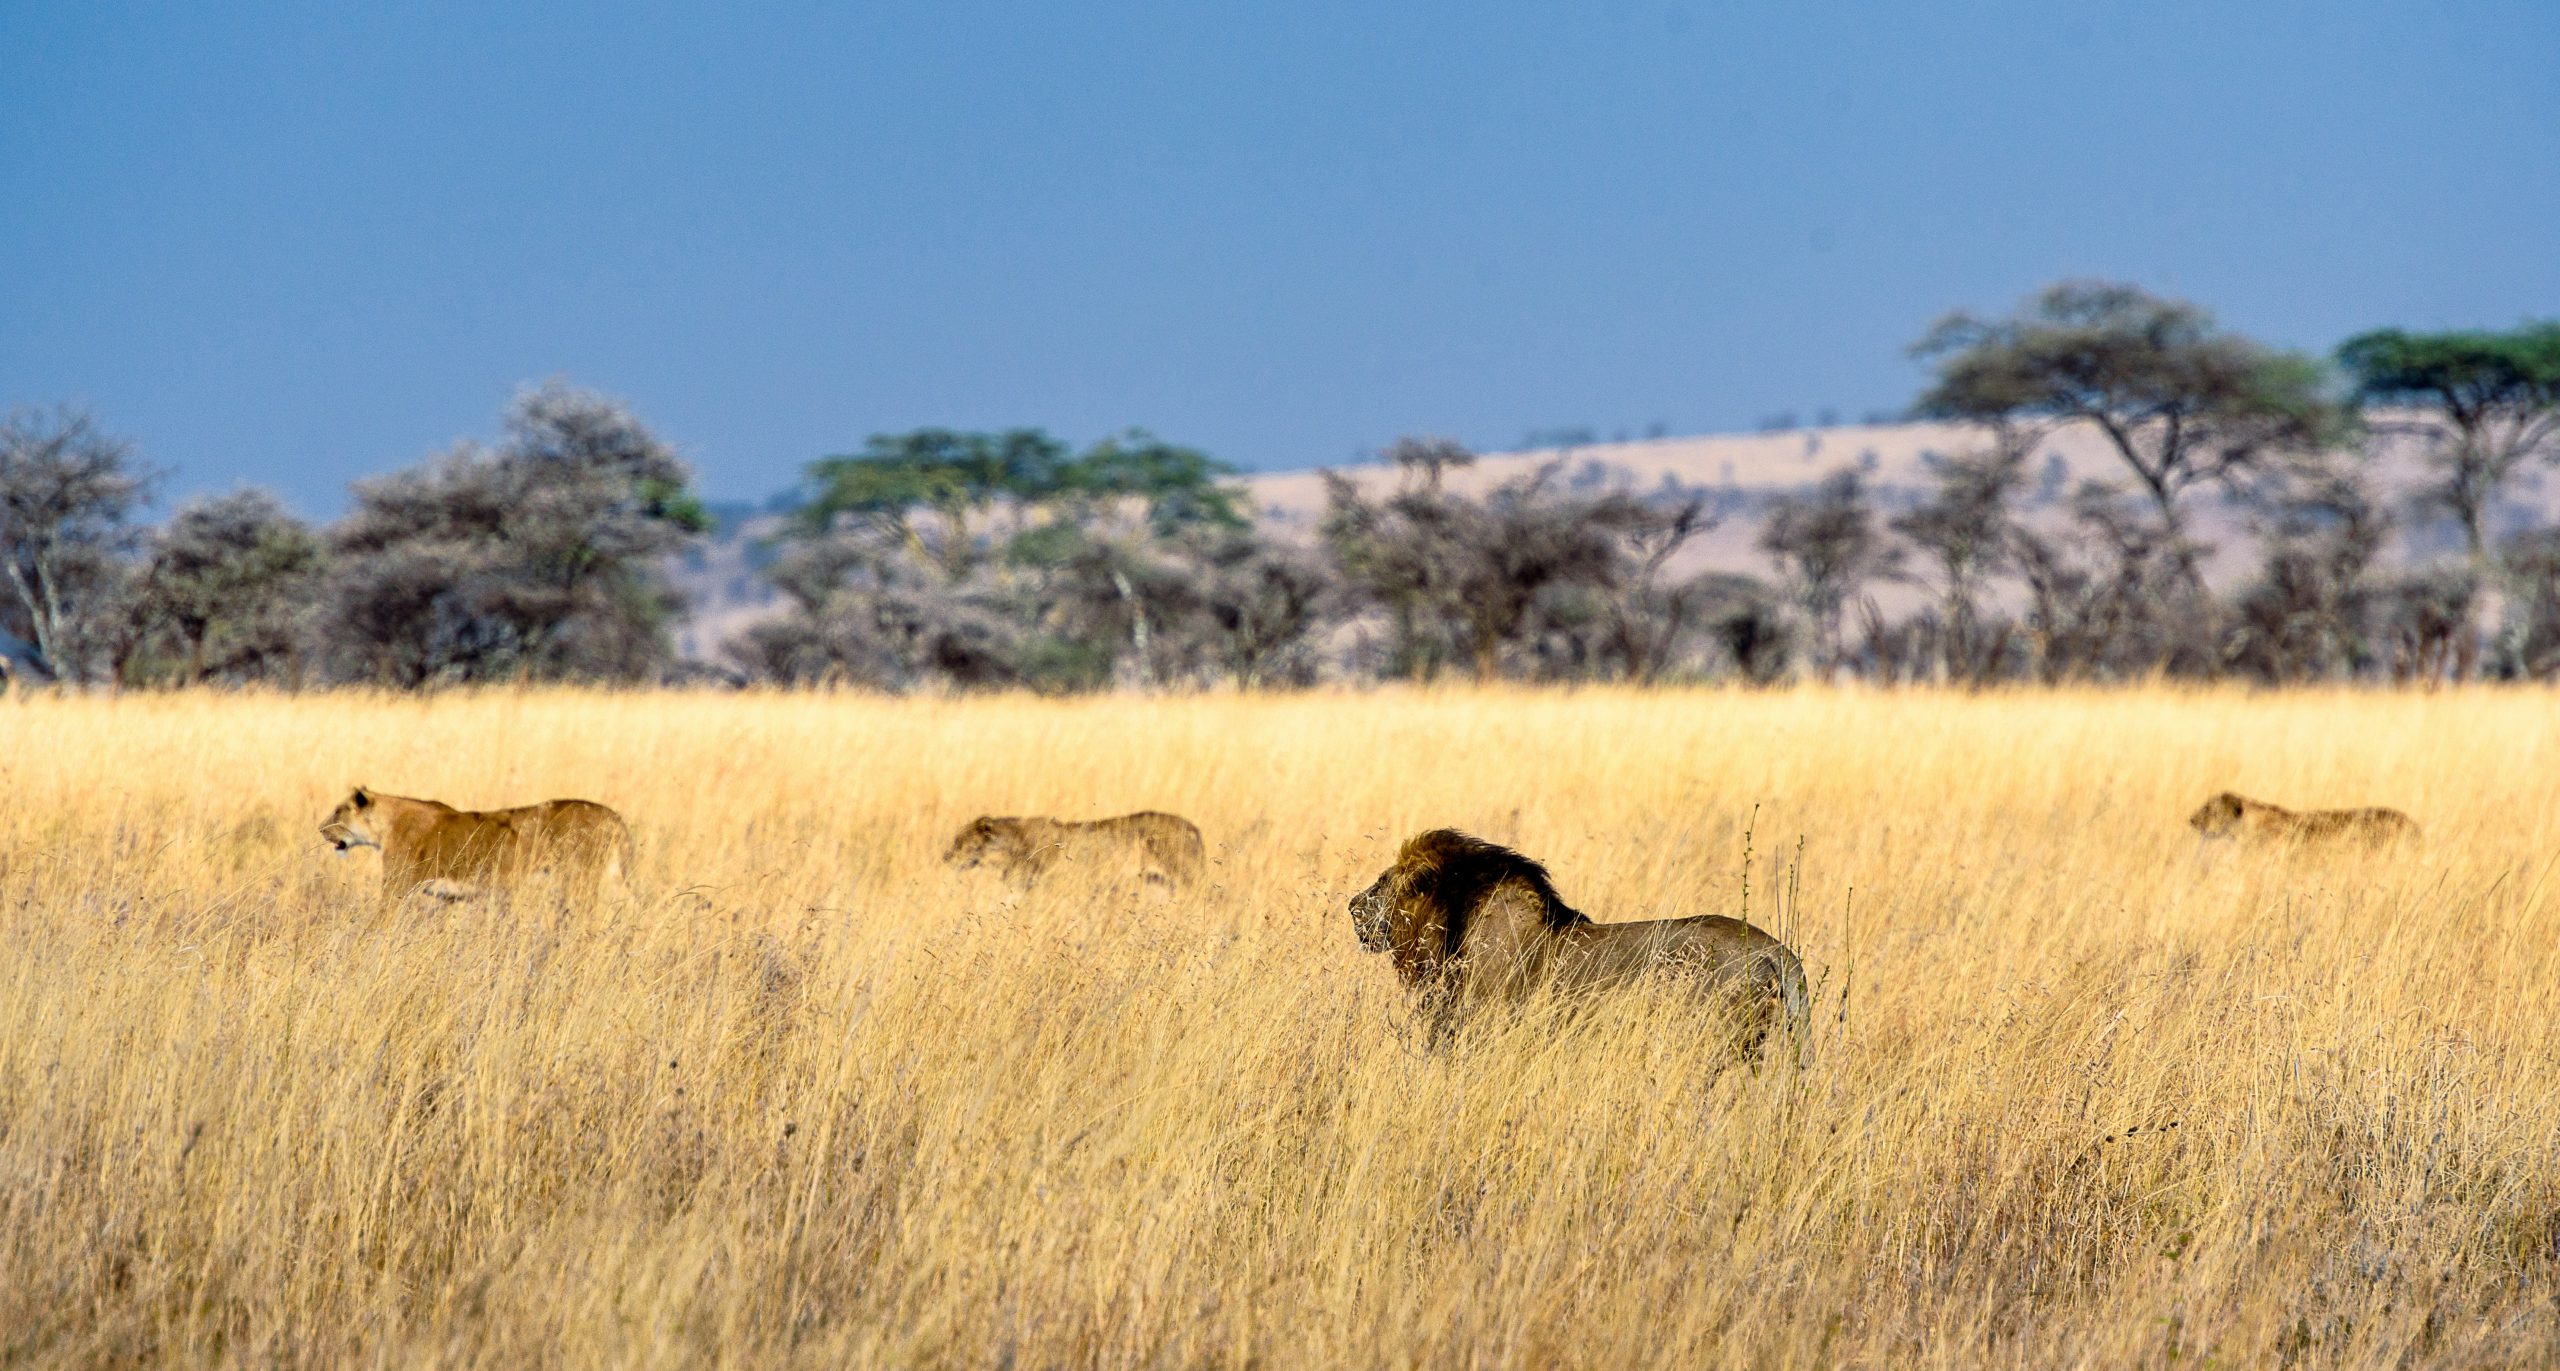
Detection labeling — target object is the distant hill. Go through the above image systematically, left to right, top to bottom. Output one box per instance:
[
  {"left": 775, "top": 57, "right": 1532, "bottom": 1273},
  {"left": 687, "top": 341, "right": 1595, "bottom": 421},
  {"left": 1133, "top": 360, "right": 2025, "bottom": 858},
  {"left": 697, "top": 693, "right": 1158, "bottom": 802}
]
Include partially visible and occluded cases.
[{"left": 667, "top": 416, "right": 2556, "bottom": 662}]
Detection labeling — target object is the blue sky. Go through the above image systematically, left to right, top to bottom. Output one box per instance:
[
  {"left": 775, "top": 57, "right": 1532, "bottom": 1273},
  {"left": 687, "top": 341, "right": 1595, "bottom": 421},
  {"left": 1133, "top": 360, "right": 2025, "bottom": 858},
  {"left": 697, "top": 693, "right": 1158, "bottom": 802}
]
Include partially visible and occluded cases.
[{"left": 4, "top": 1, "right": 2555, "bottom": 512}]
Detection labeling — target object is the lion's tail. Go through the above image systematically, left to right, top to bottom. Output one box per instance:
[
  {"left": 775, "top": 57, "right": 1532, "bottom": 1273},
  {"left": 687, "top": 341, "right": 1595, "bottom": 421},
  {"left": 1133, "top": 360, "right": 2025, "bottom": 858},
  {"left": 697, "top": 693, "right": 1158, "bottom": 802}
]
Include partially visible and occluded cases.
[
  {"left": 605, "top": 818, "right": 637, "bottom": 892},
  {"left": 1774, "top": 947, "right": 1813, "bottom": 1069}
]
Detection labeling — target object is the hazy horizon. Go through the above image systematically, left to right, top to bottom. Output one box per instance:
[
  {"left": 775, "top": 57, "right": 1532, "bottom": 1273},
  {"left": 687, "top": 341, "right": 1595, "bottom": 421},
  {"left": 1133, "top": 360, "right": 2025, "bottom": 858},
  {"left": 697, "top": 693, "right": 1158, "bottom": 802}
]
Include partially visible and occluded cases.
[{"left": 7, "top": 1, "right": 2557, "bottom": 515}]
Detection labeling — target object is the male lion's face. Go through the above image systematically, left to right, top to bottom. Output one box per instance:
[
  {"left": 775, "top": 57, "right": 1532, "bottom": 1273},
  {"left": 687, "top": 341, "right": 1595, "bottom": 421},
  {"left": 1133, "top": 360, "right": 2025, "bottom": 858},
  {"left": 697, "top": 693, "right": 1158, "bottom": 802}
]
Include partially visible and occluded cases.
[
  {"left": 319, "top": 787, "right": 381, "bottom": 854},
  {"left": 2188, "top": 792, "right": 2244, "bottom": 837},
  {"left": 1347, "top": 865, "right": 1402, "bottom": 953}
]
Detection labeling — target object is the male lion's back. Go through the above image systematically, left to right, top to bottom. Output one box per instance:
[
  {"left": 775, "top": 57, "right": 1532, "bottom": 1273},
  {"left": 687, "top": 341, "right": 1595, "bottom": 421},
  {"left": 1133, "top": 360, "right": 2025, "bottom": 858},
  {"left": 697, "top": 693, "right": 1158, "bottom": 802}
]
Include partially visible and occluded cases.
[{"left": 1554, "top": 913, "right": 1810, "bottom": 1053}]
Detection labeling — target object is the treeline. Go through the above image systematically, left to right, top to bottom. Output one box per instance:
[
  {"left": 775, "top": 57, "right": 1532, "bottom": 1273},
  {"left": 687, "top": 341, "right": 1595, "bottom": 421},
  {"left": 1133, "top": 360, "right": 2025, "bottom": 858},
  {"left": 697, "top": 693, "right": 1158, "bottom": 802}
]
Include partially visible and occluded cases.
[
  {"left": 5, "top": 282, "right": 2557, "bottom": 691},
  {"left": 0, "top": 383, "right": 708, "bottom": 689}
]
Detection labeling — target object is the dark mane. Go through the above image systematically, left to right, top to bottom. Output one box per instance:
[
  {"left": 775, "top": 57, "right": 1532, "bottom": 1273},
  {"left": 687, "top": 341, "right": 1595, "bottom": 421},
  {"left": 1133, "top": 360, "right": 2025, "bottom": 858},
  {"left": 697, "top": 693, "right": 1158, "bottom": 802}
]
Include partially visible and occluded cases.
[{"left": 1396, "top": 828, "right": 1591, "bottom": 957}]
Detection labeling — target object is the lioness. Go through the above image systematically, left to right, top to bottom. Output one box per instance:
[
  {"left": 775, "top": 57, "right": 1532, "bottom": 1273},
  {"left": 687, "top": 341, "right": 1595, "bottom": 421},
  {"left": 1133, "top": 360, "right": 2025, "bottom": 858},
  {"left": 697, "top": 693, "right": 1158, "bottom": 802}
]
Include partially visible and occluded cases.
[
  {"left": 319, "top": 786, "right": 634, "bottom": 901},
  {"left": 2187, "top": 791, "right": 2419, "bottom": 848},
  {"left": 944, "top": 812, "right": 1206, "bottom": 889},
  {"left": 1349, "top": 828, "right": 1810, "bottom": 1057}
]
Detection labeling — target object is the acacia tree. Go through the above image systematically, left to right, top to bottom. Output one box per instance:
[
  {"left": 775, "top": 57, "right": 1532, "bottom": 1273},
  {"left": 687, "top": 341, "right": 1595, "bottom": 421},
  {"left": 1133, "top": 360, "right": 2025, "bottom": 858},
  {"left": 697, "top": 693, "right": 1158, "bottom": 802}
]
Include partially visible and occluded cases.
[
  {"left": 1912, "top": 282, "right": 2345, "bottom": 594},
  {"left": 2338, "top": 323, "right": 2560, "bottom": 675},
  {"left": 2339, "top": 324, "right": 2560, "bottom": 559},
  {"left": 0, "top": 407, "right": 156, "bottom": 685},
  {"left": 798, "top": 428, "right": 1073, "bottom": 579},
  {"left": 1015, "top": 431, "right": 1252, "bottom": 688}
]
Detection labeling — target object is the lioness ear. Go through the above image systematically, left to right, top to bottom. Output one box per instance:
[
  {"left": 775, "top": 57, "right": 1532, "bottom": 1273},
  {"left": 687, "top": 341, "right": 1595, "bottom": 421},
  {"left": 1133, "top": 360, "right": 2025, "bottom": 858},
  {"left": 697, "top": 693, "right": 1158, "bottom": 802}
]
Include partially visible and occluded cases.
[{"left": 353, "top": 787, "right": 371, "bottom": 808}]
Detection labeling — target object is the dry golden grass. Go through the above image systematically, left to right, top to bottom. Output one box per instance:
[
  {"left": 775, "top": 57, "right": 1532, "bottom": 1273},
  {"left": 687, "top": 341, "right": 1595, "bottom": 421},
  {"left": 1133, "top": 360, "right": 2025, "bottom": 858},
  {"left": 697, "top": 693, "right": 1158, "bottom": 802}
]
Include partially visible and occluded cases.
[{"left": 1, "top": 686, "right": 2556, "bottom": 1368}]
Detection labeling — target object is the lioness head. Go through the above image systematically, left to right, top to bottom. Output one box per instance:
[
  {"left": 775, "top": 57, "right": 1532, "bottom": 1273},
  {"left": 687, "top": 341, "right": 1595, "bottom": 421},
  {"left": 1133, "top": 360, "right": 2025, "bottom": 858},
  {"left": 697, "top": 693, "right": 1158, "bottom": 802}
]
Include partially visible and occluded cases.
[
  {"left": 319, "top": 786, "right": 382, "bottom": 853},
  {"left": 2188, "top": 791, "right": 2246, "bottom": 837},
  {"left": 943, "top": 817, "right": 1021, "bottom": 872}
]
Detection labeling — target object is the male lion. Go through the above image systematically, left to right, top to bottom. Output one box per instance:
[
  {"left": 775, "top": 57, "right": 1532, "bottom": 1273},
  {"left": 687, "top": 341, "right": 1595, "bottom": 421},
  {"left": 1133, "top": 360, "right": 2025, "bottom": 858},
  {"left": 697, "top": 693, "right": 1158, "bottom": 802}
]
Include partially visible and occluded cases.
[
  {"left": 319, "top": 786, "right": 634, "bottom": 901},
  {"left": 2187, "top": 791, "right": 2419, "bottom": 848},
  {"left": 944, "top": 812, "right": 1206, "bottom": 890},
  {"left": 1348, "top": 828, "right": 1810, "bottom": 1057}
]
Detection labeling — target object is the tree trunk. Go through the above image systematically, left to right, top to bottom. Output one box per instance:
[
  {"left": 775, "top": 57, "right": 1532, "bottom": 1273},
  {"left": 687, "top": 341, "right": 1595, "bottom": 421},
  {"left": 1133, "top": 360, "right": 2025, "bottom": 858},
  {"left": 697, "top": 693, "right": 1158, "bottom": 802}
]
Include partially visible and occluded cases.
[{"left": 1109, "top": 568, "right": 1155, "bottom": 690}]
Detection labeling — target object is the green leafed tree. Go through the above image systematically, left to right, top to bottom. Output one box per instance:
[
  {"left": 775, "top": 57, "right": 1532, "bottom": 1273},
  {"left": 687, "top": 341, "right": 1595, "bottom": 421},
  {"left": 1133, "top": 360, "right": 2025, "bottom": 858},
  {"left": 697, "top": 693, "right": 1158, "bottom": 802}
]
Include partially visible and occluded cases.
[
  {"left": 2337, "top": 323, "right": 2560, "bottom": 561},
  {"left": 2337, "top": 323, "right": 2560, "bottom": 676},
  {"left": 761, "top": 427, "right": 1275, "bottom": 690},
  {"left": 799, "top": 429, "right": 1073, "bottom": 578},
  {"left": 1056, "top": 430, "right": 1247, "bottom": 534}
]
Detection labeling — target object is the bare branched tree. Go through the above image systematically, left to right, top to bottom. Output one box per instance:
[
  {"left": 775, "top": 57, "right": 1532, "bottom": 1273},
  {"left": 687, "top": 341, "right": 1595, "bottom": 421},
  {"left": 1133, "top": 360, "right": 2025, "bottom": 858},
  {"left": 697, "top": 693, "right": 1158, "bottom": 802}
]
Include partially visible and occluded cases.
[
  {"left": 312, "top": 383, "right": 708, "bottom": 685},
  {"left": 0, "top": 407, "right": 157, "bottom": 685},
  {"left": 1323, "top": 440, "right": 1672, "bottom": 682},
  {"left": 1893, "top": 441, "right": 2029, "bottom": 682},
  {"left": 2224, "top": 455, "right": 2393, "bottom": 682},
  {"left": 1758, "top": 469, "right": 1900, "bottom": 680},
  {"left": 2009, "top": 485, "right": 2192, "bottom": 682},
  {"left": 137, "top": 490, "right": 323, "bottom": 685},
  {"left": 1593, "top": 497, "right": 1715, "bottom": 683},
  {"left": 2499, "top": 530, "right": 2560, "bottom": 681}
]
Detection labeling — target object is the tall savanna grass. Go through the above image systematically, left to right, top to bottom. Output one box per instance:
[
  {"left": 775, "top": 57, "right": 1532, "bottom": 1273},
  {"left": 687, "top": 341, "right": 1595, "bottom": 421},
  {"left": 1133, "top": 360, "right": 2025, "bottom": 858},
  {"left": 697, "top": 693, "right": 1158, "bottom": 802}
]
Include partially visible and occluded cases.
[{"left": 0, "top": 686, "right": 2554, "bottom": 1367}]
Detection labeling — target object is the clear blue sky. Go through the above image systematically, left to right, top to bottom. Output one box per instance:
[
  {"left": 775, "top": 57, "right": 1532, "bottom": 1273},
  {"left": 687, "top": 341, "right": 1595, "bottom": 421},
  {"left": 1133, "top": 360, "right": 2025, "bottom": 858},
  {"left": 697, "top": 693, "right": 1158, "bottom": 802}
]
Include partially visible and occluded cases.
[{"left": 5, "top": 1, "right": 2555, "bottom": 512}]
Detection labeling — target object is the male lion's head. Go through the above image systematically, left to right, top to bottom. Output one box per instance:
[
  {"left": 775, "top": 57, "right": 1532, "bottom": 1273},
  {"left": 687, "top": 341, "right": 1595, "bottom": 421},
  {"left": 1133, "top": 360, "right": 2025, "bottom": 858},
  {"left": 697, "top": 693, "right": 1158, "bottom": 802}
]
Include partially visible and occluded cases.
[
  {"left": 319, "top": 787, "right": 382, "bottom": 853},
  {"left": 2188, "top": 791, "right": 2246, "bottom": 837},
  {"left": 944, "top": 817, "right": 1024, "bottom": 872},
  {"left": 1348, "top": 829, "right": 1582, "bottom": 978},
  {"left": 1347, "top": 865, "right": 1403, "bottom": 953}
]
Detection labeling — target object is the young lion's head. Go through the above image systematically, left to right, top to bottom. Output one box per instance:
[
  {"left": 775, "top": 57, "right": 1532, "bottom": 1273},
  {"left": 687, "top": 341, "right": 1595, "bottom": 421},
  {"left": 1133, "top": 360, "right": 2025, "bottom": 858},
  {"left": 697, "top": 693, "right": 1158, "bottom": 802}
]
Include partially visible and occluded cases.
[
  {"left": 319, "top": 786, "right": 382, "bottom": 853},
  {"left": 2188, "top": 791, "right": 2247, "bottom": 837},
  {"left": 943, "top": 817, "right": 1028, "bottom": 872}
]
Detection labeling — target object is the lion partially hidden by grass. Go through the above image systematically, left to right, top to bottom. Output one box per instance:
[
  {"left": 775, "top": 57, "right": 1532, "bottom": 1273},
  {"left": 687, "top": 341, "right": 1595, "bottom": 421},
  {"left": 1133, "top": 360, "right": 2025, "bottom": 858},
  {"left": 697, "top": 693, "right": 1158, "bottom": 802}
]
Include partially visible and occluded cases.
[
  {"left": 318, "top": 786, "right": 634, "bottom": 902},
  {"left": 2187, "top": 791, "right": 2419, "bottom": 848},
  {"left": 944, "top": 812, "right": 1206, "bottom": 890},
  {"left": 1348, "top": 828, "right": 1810, "bottom": 1057}
]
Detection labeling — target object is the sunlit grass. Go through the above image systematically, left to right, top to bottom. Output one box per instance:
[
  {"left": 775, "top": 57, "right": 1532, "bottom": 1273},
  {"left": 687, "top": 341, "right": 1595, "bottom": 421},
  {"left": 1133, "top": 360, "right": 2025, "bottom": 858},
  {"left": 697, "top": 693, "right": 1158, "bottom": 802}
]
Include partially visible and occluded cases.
[{"left": 0, "top": 685, "right": 2553, "bottom": 1367}]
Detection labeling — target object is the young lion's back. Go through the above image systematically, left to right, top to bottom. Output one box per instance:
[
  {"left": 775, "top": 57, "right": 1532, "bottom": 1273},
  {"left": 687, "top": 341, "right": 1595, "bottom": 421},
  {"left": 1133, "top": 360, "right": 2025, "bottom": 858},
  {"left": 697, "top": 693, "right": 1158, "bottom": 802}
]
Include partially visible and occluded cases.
[{"left": 1008, "top": 811, "right": 1204, "bottom": 887}]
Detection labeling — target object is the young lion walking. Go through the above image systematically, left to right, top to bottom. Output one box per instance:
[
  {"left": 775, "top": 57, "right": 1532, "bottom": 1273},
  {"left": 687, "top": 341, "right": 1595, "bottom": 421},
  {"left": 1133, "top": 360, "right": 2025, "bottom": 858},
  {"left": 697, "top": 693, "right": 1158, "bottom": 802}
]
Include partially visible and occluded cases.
[
  {"left": 318, "top": 786, "right": 634, "bottom": 901},
  {"left": 2187, "top": 791, "right": 2419, "bottom": 848},
  {"left": 944, "top": 812, "right": 1206, "bottom": 890}
]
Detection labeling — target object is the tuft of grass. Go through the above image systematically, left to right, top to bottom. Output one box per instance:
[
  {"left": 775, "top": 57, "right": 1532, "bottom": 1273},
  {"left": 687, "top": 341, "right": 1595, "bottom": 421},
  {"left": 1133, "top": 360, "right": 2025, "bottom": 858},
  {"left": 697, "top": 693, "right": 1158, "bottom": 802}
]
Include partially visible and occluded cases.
[{"left": 0, "top": 684, "right": 2554, "bottom": 1367}]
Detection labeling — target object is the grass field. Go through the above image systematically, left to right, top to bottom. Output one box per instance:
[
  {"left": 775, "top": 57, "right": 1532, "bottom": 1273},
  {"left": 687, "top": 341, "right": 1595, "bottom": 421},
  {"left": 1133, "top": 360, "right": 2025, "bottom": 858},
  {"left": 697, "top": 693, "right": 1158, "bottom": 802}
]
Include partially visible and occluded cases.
[{"left": 1, "top": 686, "right": 2554, "bottom": 1368}]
